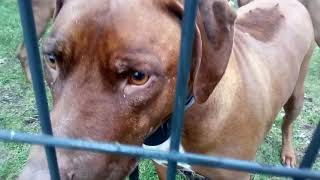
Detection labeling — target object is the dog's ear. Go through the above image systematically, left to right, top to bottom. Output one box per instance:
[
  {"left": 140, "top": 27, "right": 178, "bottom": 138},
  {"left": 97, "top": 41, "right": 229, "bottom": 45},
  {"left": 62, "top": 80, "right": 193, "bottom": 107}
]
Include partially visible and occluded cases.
[
  {"left": 54, "top": 0, "right": 64, "bottom": 18},
  {"left": 162, "top": 0, "right": 202, "bottom": 102},
  {"left": 164, "top": 0, "right": 236, "bottom": 103},
  {"left": 194, "top": 0, "right": 236, "bottom": 103}
]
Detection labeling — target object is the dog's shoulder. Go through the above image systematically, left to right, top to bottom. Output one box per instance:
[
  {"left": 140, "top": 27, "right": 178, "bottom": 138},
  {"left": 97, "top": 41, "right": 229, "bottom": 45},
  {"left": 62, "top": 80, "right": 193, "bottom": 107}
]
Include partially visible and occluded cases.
[{"left": 235, "top": 2, "right": 285, "bottom": 42}]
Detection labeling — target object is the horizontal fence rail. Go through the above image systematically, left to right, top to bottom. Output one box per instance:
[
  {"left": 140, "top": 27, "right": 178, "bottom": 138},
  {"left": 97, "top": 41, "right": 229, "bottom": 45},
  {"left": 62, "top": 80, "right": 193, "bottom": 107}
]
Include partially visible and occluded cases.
[
  {"left": 0, "top": 0, "right": 318, "bottom": 179},
  {"left": 1, "top": 130, "right": 320, "bottom": 179}
]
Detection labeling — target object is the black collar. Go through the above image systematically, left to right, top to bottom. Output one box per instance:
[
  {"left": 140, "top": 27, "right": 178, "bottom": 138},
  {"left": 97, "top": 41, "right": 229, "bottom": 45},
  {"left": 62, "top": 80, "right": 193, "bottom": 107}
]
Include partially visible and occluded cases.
[{"left": 143, "top": 95, "right": 195, "bottom": 146}]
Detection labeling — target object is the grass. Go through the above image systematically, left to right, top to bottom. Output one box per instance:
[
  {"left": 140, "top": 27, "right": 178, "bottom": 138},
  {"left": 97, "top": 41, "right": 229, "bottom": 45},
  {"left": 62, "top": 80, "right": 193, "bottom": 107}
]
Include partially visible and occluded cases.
[{"left": 0, "top": 0, "right": 319, "bottom": 179}]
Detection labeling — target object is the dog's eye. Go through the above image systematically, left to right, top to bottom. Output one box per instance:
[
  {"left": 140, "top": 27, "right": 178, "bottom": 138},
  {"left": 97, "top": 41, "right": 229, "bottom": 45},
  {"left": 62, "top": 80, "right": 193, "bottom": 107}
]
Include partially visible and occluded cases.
[
  {"left": 44, "top": 53, "right": 57, "bottom": 70},
  {"left": 128, "top": 71, "right": 149, "bottom": 85}
]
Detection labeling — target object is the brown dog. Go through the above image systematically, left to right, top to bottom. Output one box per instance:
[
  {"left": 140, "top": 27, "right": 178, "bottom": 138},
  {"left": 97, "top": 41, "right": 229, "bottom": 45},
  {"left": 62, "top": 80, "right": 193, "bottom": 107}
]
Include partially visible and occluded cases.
[
  {"left": 16, "top": 0, "right": 54, "bottom": 82},
  {"left": 18, "top": 0, "right": 314, "bottom": 179},
  {"left": 18, "top": 0, "right": 319, "bottom": 83},
  {"left": 237, "top": 0, "right": 320, "bottom": 46}
]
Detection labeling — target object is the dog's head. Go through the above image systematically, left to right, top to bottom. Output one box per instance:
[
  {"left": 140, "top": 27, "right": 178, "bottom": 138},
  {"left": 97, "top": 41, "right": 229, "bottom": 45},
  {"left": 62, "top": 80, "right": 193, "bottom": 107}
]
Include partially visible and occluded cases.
[{"left": 19, "top": 0, "right": 236, "bottom": 179}]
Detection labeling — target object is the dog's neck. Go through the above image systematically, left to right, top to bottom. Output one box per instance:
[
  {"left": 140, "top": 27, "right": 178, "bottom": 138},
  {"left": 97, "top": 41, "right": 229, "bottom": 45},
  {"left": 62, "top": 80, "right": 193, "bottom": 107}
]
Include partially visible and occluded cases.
[{"left": 181, "top": 51, "right": 241, "bottom": 152}]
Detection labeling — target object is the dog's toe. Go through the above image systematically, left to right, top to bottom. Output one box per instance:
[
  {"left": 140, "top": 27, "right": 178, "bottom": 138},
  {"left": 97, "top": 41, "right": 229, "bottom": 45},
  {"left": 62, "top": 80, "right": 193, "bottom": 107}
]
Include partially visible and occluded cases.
[{"left": 281, "top": 151, "right": 296, "bottom": 168}]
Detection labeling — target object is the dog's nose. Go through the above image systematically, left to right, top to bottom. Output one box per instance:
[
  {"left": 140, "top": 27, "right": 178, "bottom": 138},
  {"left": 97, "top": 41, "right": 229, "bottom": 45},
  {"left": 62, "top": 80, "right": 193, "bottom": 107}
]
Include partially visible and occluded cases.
[
  {"left": 18, "top": 168, "right": 77, "bottom": 180},
  {"left": 18, "top": 170, "right": 50, "bottom": 180},
  {"left": 33, "top": 171, "right": 51, "bottom": 180},
  {"left": 67, "top": 171, "right": 75, "bottom": 180}
]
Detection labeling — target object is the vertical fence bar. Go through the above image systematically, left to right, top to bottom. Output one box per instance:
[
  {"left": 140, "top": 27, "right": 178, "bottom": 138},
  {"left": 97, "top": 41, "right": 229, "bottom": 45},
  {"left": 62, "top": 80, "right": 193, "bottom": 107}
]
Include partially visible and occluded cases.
[
  {"left": 17, "top": 0, "right": 60, "bottom": 179},
  {"left": 166, "top": 1, "right": 199, "bottom": 179},
  {"left": 294, "top": 122, "right": 320, "bottom": 180},
  {"left": 129, "top": 166, "right": 139, "bottom": 180}
]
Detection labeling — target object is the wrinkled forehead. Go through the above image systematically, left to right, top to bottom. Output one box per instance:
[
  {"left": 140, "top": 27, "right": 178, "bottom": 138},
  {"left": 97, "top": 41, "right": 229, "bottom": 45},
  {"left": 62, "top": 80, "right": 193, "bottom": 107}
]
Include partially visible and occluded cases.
[{"left": 52, "top": 0, "right": 181, "bottom": 60}]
